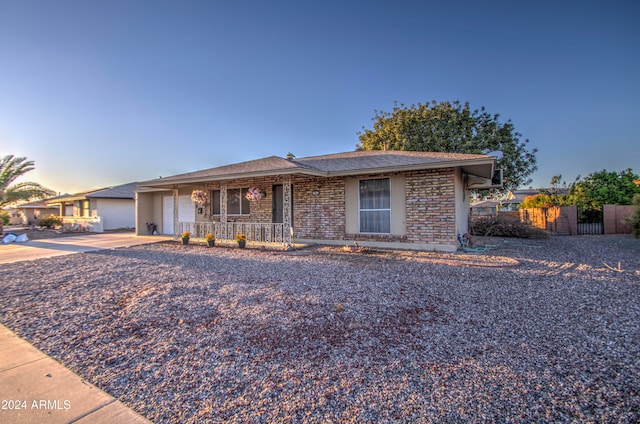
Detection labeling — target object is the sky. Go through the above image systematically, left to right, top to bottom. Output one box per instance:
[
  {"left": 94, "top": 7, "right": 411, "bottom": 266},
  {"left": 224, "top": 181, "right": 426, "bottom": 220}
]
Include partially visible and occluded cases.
[{"left": 1, "top": 0, "right": 638, "bottom": 194}]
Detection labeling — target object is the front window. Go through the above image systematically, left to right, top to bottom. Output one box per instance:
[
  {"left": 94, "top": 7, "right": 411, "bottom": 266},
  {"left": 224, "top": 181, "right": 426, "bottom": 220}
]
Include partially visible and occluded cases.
[
  {"left": 359, "top": 178, "right": 390, "bottom": 233},
  {"left": 211, "top": 188, "right": 250, "bottom": 215}
]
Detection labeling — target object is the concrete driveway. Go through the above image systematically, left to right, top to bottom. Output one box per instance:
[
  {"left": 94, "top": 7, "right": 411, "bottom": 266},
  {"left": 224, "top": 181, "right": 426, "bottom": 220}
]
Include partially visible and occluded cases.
[{"left": 0, "top": 233, "right": 171, "bottom": 264}]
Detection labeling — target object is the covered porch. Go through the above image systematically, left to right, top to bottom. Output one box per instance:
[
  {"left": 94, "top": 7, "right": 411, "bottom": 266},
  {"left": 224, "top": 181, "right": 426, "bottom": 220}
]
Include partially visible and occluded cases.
[{"left": 136, "top": 172, "right": 294, "bottom": 247}]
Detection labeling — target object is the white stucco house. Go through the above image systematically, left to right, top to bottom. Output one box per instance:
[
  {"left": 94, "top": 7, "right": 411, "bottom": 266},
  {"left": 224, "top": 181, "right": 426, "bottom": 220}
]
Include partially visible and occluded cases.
[{"left": 46, "top": 182, "right": 137, "bottom": 232}]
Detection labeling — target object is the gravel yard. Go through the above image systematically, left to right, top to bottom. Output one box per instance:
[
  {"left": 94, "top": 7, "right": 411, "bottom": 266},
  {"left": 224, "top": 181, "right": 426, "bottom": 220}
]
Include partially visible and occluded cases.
[
  {"left": 2, "top": 226, "right": 134, "bottom": 240},
  {"left": 1, "top": 235, "right": 639, "bottom": 423}
]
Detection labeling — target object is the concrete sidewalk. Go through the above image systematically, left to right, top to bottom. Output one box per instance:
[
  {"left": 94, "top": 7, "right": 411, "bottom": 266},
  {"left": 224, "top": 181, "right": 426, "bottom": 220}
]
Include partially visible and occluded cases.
[
  {"left": 0, "top": 233, "right": 170, "bottom": 264},
  {"left": 0, "top": 324, "right": 151, "bottom": 424}
]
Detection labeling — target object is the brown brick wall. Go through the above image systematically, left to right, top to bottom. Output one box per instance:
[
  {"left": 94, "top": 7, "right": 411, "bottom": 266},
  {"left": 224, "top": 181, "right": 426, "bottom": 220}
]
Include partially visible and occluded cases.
[
  {"left": 190, "top": 168, "right": 459, "bottom": 245},
  {"left": 405, "top": 168, "right": 456, "bottom": 244},
  {"left": 291, "top": 175, "right": 346, "bottom": 240},
  {"left": 197, "top": 176, "right": 287, "bottom": 223}
]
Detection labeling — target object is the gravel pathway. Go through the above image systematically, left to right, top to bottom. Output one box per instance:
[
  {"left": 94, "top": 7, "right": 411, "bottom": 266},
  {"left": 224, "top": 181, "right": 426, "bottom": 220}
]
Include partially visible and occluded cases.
[{"left": 1, "top": 236, "right": 639, "bottom": 423}]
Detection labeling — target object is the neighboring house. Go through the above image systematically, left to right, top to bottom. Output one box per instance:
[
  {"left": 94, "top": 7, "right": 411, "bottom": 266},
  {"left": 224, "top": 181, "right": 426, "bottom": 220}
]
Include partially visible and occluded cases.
[
  {"left": 136, "top": 151, "right": 497, "bottom": 252},
  {"left": 46, "top": 182, "right": 137, "bottom": 232},
  {"left": 471, "top": 188, "right": 572, "bottom": 215},
  {"left": 480, "top": 189, "right": 533, "bottom": 213},
  {"left": 506, "top": 189, "right": 540, "bottom": 208},
  {"left": 470, "top": 199, "right": 501, "bottom": 216},
  {"left": 6, "top": 201, "right": 59, "bottom": 225}
]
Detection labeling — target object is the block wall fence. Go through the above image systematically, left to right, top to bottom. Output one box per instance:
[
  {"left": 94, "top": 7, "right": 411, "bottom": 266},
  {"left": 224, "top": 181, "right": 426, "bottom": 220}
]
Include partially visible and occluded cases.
[{"left": 519, "top": 205, "right": 633, "bottom": 235}]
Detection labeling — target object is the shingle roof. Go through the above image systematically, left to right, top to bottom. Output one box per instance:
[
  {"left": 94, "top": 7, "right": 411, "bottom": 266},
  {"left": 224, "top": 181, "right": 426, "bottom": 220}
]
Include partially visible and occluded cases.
[
  {"left": 139, "top": 150, "right": 495, "bottom": 187},
  {"left": 295, "top": 150, "right": 490, "bottom": 173},
  {"left": 156, "top": 156, "right": 313, "bottom": 181},
  {"left": 46, "top": 182, "right": 137, "bottom": 203},
  {"left": 86, "top": 182, "right": 137, "bottom": 199}
]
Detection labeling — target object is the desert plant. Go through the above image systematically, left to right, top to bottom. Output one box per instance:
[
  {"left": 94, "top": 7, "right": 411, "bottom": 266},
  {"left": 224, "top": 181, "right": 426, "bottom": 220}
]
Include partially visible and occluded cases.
[{"left": 37, "top": 215, "right": 63, "bottom": 229}]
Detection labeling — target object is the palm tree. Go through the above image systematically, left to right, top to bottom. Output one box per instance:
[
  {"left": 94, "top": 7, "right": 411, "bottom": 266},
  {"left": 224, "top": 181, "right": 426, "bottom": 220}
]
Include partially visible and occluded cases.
[{"left": 1, "top": 155, "right": 56, "bottom": 233}]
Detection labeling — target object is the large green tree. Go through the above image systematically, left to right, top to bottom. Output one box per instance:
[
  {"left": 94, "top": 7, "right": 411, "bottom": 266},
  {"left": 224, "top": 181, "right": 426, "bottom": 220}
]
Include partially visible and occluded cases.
[
  {"left": 357, "top": 100, "right": 538, "bottom": 192},
  {"left": 571, "top": 168, "right": 640, "bottom": 208}
]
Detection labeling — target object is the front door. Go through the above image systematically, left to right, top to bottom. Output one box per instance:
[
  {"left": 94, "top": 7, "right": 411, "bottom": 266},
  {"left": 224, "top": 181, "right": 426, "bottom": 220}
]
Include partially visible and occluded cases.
[
  {"left": 272, "top": 184, "right": 293, "bottom": 225},
  {"left": 272, "top": 185, "right": 283, "bottom": 223},
  {"left": 163, "top": 195, "right": 195, "bottom": 235}
]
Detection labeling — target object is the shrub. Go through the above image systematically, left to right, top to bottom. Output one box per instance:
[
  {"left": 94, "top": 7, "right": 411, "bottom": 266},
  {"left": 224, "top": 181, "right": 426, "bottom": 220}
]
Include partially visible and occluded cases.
[
  {"left": 626, "top": 194, "right": 640, "bottom": 238},
  {"left": 1, "top": 210, "right": 9, "bottom": 226},
  {"left": 470, "top": 214, "right": 548, "bottom": 239},
  {"left": 38, "top": 215, "right": 63, "bottom": 229}
]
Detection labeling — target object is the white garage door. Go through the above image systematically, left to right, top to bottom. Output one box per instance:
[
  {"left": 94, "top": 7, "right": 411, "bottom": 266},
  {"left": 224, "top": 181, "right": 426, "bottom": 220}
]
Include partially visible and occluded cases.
[{"left": 162, "top": 195, "right": 195, "bottom": 235}]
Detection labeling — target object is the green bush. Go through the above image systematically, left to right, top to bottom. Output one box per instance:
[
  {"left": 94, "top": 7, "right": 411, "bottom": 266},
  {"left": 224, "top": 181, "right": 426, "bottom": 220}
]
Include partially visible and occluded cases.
[
  {"left": 626, "top": 194, "right": 640, "bottom": 238},
  {"left": 0, "top": 211, "right": 9, "bottom": 226},
  {"left": 38, "top": 215, "right": 63, "bottom": 229}
]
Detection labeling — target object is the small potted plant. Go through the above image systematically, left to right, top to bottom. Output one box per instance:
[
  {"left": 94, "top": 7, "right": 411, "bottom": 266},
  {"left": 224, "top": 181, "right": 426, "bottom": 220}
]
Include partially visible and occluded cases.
[
  {"left": 181, "top": 231, "right": 191, "bottom": 245},
  {"left": 205, "top": 233, "right": 215, "bottom": 247},
  {"left": 235, "top": 233, "right": 247, "bottom": 248}
]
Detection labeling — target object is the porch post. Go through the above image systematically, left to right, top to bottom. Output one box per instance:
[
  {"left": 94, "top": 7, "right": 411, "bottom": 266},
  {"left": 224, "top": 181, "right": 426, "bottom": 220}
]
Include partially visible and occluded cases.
[
  {"left": 283, "top": 175, "right": 292, "bottom": 244},
  {"left": 220, "top": 182, "right": 227, "bottom": 240},
  {"left": 173, "top": 188, "right": 179, "bottom": 237}
]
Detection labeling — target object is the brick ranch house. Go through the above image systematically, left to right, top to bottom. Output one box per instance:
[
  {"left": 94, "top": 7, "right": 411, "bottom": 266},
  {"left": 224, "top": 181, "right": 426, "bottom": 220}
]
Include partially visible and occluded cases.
[{"left": 135, "top": 150, "right": 497, "bottom": 252}]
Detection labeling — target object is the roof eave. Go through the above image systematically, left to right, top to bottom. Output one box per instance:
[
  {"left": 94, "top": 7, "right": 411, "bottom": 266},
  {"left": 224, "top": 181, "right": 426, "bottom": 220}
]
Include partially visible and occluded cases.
[
  {"left": 137, "top": 157, "right": 496, "bottom": 189},
  {"left": 325, "top": 158, "right": 496, "bottom": 177},
  {"left": 137, "top": 167, "right": 327, "bottom": 189},
  {"left": 46, "top": 195, "right": 88, "bottom": 204},
  {"left": 86, "top": 195, "right": 134, "bottom": 199}
]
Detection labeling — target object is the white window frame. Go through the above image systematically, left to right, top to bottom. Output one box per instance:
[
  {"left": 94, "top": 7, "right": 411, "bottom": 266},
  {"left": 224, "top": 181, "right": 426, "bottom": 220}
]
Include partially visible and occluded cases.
[{"left": 358, "top": 177, "right": 391, "bottom": 234}]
